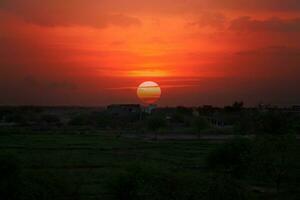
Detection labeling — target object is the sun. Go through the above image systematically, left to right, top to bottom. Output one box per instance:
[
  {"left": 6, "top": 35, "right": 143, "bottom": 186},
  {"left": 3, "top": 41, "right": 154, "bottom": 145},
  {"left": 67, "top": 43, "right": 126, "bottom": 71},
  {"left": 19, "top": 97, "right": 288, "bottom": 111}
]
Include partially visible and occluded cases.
[{"left": 137, "top": 81, "right": 161, "bottom": 104}]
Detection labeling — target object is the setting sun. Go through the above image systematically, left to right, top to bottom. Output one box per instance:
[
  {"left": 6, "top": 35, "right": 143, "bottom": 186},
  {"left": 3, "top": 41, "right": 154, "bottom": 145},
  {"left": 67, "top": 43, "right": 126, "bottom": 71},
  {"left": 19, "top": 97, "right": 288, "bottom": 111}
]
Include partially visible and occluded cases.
[{"left": 137, "top": 81, "right": 161, "bottom": 104}]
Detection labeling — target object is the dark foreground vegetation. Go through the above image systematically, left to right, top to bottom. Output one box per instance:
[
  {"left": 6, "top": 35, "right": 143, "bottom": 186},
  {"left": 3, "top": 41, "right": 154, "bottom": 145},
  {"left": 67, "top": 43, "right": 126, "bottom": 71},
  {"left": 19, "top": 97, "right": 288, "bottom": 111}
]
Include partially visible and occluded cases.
[
  {"left": 1, "top": 103, "right": 299, "bottom": 135},
  {"left": 0, "top": 104, "right": 300, "bottom": 199},
  {"left": 1, "top": 134, "right": 299, "bottom": 200}
]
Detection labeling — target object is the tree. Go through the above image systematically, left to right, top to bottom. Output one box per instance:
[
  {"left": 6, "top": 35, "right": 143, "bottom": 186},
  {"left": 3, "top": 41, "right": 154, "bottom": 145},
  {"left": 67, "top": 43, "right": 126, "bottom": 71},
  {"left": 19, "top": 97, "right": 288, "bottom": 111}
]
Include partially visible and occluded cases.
[
  {"left": 224, "top": 101, "right": 244, "bottom": 112},
  {"left": 233, "top": 101, "right": 244, "bottom": 111},
  {"left": 234, "top": 111, "right": 258, "bottom": 135},
  {"left": 256, "top": 111, "right": 292, "bottom": 135},
  {"left": 89, "top": 112, "right": 112, "bottom": 128},
  {"left": 40, "top": 114, "right": 61, "bottom": 126},
  {"left": 68, "top": 114, "right": 91, "bottom": 126},
  {"left": 147, "top": 116, "right": 166, "bottom": 140},
  {"left": 193, "top": 116, "right": 210, "bottom": 138},
  {"left": 251, "top": 134, "right": 297, "bottom": 193},
  {"left": 206, "top": 137, "right": 253, "bottom": 178},
  {"left": 0, "top": 153, "right": 21, "bottom": 200},
  {"left": 0, "top": 153, "right": 82, "bottom": 200},
  {"left": 107, "top": 163, "right": 204, "bottom": 200},
  {"left": 207, "top": 174, "right": 249, "bottom": 200}
]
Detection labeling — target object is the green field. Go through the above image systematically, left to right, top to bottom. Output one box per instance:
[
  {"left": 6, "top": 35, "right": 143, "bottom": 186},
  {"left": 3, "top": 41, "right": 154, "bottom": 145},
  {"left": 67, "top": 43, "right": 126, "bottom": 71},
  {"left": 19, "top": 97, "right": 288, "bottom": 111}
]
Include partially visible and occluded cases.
[
  {"left": 1, "top": 133, "right": 300, "bottom": 200},
  {"left": 0, "top": 134, "right": 221, "bottom": 199}
]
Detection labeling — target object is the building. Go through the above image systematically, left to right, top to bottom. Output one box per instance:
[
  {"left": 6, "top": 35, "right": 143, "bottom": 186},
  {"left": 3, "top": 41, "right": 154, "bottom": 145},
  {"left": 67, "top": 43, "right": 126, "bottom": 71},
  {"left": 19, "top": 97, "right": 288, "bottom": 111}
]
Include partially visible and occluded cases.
[
  {"left": 107, "top": 104, "right": 142, "bottom": 116},
  {"left": 145, "top": 104, "right": 157, "bottom": 114},
  {"left": 292, "top": 105, "right": 300, "bottom": 112}
]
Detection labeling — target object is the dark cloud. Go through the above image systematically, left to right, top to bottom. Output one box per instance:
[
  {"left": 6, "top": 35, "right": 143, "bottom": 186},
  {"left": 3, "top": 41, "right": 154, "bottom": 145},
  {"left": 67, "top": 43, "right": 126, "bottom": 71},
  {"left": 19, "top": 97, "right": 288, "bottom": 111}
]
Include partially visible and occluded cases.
[
  {"left": 2, "top": 0, "right": 300, "bottom": 20},
  {"left": 209, "top": 0, "right": 300, "bottom": 11},
  {"left": 0, "top": 1, "right": 141, "bottom": 28},
  {"left": 190, "top": 12, "right": 226, "bottom": 29},
  {"left": 25, "top": 13, "right": 141, "bottom": 28},
  {"left": 229, "top": 17, "right": 300, "bottom": 32},
  {"left": 230, "top": 46, "right": 300, "bottom": 82},
  {"left": 236, "top": 46, "right": 300, "bottom": 56},
  {"left": 22, "top": 76, "right": 77, "bottom": 90},
  {"left": 23, "top": 76, "right": 39, "bottom": 87},
  {"left": 47, "top": 81, "right": 77, "bottom": 90}
]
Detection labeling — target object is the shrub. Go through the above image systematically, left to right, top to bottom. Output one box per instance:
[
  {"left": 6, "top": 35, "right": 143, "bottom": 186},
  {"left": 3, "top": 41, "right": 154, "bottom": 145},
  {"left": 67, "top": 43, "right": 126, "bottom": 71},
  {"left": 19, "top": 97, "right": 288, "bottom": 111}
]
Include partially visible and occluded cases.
[
  {"left": 256, "top": 112, "right": 292, "bottom": 135},
  {"left": 147, "top": 116, "right": 166, "bottom": 132},
  {"left": 147, "top": 116, "right": 167, "bottom": 139},
  {"left": 193, "top": 116, "right": 210, "bottom": 137},
  {"left": 250, "top": 134, "right": 298, "bottom": 192},
  {"left": 206, "top": 137, "right": 253, "bottom": 178},
  {"left": 0, "top": 153, "right": 22, "bottom": 200},
  {"left": 0, "top": 153, "right": 81, "bottom": 200},
  {"left": 107, "top": 163, "right": 204, "bottom": 200},
  {"left": 21, "top": 171, "right": 80, "bottom": 200},
  {"left": 206, "top": 174, "right": 249, "bottom": 200}
]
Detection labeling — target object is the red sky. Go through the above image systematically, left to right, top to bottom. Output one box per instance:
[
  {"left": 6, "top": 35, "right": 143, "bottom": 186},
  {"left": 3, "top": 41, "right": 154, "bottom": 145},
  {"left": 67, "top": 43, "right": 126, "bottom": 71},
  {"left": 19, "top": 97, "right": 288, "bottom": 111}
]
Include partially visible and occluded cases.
[{"left": 1, "top": 0, "right": 300, "bottom": 106}]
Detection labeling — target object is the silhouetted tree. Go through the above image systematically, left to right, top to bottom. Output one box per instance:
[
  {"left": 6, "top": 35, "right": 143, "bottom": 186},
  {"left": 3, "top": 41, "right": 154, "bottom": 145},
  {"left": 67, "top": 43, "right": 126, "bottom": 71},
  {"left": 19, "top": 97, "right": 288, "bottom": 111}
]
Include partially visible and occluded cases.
[
  {"left": 225, "top": 101, "right": 244, "bottom": 112},
  {"left": 176, "top": 106, "right": 193, "bottom": 116},
  {"left": 256, "top": 111, "right": 292, "bottom": 135},
  {"left": 40, "top": 114, "right": 61, "bottom": 126},
  {"left": 69, "top": 114, "right": 91, "bottom": 126},
  {"left": 147, "top": 116, "right": 166, "bottom": 140},
  {"left": 193, "top": 116, "right": 210, "bottom": 138},
  {"left": 251, "top": 134, "right": 297, "bottom": 193},
  {"left": 207, "top": 137, "right": 253, "bottom": 178},
  {"left": 0, "top": 153, "right": 21, "bottom": 200},
  {"left": 0, "top": 153, "right": 82, "bottom": 200},
  {"left": 107, "top": 163, "right": 203, "bottom": 200},
  {"left": 207, "top": 174, "right": 249, "bottom": 200}
]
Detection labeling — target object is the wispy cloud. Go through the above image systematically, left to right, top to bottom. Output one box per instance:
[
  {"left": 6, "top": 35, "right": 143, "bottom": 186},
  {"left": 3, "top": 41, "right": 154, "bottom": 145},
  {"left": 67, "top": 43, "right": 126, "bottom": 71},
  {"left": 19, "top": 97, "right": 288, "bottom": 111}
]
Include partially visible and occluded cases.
[
  {"left": 229, "top": 17, "right": 300, "bottom": 32},
  {"left": 105, "top": 84, "right": 201, "bottom": 91}
]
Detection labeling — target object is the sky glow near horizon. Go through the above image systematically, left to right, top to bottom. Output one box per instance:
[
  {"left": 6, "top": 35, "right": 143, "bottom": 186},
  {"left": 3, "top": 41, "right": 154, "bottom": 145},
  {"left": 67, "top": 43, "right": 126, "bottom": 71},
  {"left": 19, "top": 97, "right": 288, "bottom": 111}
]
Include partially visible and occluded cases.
[{"left": 1, "top": 0, "right": 300, "bottom": 106}]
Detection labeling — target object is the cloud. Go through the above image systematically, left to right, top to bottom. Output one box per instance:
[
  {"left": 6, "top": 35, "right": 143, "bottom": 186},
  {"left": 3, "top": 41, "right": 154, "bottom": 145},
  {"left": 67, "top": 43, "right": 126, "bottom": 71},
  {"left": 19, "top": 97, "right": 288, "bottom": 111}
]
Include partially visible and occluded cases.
[
  {"left": 2, "top": 0, "right": 300, "bottom": 20},
  {"left": 208, "top": 0, "right": 300, "bottom": 11},
  {"left": 0, "top": 1, "right": 141, "bottom": 28},
  {"left": 190, "top": 12, "right": 227, "bottom": 29},
  {"left": 24, "top": 13, "right": 141, "bottom": 28},
  {"left": 229, "top": 17, "right": 300, "bottom": 32},
  {"left": 229, "top": 46, "right": 300, "bottom": 81},
  {"left": 236, "top": 46, "right": 300, "bottom": 56},
  {"left": 22, "top": 76, "right": 77, "bottom": 90},
  {"left": 47, "top": 81, "right": 78, "bottom": 90},
  {"left": 106, "top": 84, "right": 201, "bottom": 91}
]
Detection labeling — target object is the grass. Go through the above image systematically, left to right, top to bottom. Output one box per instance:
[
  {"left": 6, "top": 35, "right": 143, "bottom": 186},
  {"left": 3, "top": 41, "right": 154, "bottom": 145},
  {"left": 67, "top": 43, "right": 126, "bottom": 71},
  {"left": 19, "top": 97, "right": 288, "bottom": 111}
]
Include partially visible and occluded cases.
[
  {"left": 0, "top": 133, "right": 218, "bottom": 199},
  {"left": 1, "top": 133, "right": 299, "bottom": 200}
]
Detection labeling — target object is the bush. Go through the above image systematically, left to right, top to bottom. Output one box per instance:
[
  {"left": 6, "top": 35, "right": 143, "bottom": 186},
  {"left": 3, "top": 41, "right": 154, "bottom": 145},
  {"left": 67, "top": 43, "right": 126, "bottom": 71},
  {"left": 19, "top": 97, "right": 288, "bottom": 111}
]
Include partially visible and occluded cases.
[
  {"left": 256, "top": 112, "right": 292, "bottom": 135},
  {"left": 40, "top": 114, "right": 61, "bottom": 125},
  {"left": 69, "top": 114, "right": 88, "bottom": 126},
  {"left": 147, "top": 116, "right": 166, "bottom": 132},
  {"left": 147, "top": 116, "right": 167, "bottom": 139},
  {"left": 193, "top": 117, "right": 210, "bottom": 136},
  {"left": 206, "top": 134, "right": 299, "bottom": 197},
  {"left": 250, "top": 134, "right": 298, "bottom": 192},
  {"left": 206, "top": 137, "right": 253, "bottom": 178},
  {"left": 0, "top": 153, "right": 81, "bottom": 200},
  {"left": 0, "top": 153, "right": 22, "bottom": 200},
  {"left": 107, "top": 163, "right": 204, "bottom": 200},
  {"left": 21, "top": 171, "right": 80, "bottom": 200},
  {"left": 206, "top": 174, "right": 249, "bottom": 200}
]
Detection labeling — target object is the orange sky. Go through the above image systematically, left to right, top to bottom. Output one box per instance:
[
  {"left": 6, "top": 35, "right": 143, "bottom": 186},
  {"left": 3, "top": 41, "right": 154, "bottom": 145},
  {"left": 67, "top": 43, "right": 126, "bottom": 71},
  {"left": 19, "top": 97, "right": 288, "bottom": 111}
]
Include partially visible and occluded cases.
[{"left": 1, "top": 0, "right": 300, "bottom": 106}]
